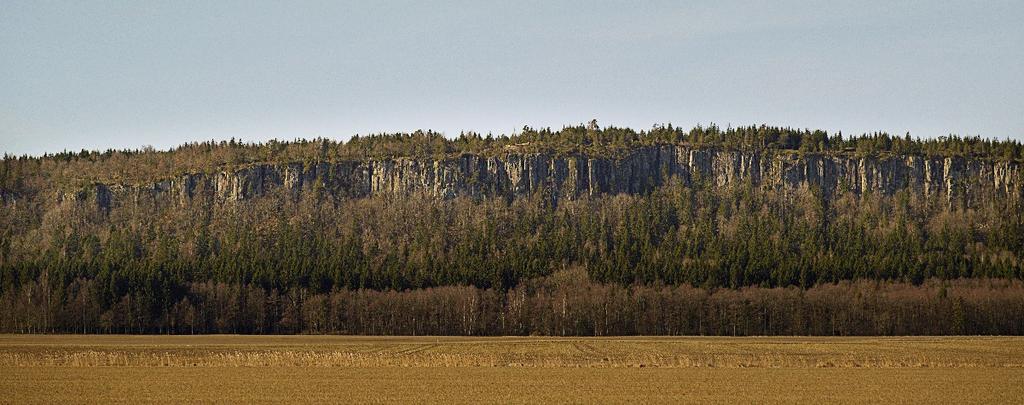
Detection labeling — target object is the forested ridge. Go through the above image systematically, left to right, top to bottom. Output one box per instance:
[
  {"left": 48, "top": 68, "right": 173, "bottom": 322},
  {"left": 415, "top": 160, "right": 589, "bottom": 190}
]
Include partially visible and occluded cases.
[
  {"left": 3, "top": 123, "right": 1022, "bottom": 189},
  {"left": 1, "top": 124, "right": 1023, "bottom": 335}
]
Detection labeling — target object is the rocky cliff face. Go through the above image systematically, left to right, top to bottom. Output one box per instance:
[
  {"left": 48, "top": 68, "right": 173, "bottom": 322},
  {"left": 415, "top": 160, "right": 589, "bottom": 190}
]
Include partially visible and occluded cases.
[{"left": 53, "top": 146, "right": 1023, "bottom": 211}]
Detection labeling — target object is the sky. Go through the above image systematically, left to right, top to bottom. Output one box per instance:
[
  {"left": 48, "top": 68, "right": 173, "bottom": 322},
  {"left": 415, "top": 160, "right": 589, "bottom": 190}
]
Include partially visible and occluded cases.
[{"left": 1, "top": 1, "right": 1022, "bottom": 155}]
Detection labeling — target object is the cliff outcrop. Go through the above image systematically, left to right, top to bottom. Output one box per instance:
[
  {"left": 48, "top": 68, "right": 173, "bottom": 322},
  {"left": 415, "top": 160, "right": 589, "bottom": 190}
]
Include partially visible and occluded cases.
[{"left": 51, "top": 146, "right": 1022, "bottom": 211}]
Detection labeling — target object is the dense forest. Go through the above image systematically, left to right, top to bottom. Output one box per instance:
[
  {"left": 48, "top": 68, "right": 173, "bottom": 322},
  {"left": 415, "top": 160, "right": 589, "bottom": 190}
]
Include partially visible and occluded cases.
[{"left": 1, "top": 124, "right": 1022, "bottom": 335}]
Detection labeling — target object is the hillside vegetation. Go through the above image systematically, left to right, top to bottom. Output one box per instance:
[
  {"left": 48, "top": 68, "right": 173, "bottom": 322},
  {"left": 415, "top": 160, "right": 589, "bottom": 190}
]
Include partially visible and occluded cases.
[{"left": 1, "top": 124, "right": 1022, "bottom": 334}]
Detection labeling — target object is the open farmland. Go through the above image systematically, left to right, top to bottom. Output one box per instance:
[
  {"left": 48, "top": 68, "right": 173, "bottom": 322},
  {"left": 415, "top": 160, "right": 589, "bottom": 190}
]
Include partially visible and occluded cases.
[{"left": 2, "top": 335, "right": 1023, "bottom": 403}]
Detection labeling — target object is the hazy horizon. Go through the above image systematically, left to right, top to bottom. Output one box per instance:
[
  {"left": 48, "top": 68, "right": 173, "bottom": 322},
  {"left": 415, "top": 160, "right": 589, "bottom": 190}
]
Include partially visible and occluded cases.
[{"left": 3, "top": 1, "right": 1022, "bottom": 155}]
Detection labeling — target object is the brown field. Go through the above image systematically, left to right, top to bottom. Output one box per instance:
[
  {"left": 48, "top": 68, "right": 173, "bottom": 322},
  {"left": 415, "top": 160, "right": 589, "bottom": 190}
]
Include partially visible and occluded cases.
[{"left": 2, "top": 335, "right": 1023, "bottom": 404}]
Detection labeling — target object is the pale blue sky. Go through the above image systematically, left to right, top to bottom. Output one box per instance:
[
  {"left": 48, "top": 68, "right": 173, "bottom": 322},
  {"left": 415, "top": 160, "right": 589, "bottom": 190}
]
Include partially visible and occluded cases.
[{"left": 2, "top": 1, "right": 1022, "bottom": 155}]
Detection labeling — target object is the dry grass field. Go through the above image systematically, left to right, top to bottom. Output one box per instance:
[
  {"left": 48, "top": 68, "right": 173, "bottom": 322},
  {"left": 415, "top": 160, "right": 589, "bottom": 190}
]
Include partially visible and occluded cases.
[{"left": 2, "top": 335, "right": 1023, "bottom": 403}]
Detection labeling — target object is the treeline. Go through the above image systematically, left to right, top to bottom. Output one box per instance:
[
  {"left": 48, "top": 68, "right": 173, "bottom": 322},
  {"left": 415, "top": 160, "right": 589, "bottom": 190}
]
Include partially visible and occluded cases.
[
  {"left": 3, "top": 123, "right": 1022, "bottom": 189},
  {"left": 0, "top": 177, "right": 1020, "bottom": 337},
  {"left": 3, "top": 181, "right": 1021, "bottom": 296},
  {"left": 3, "top": 271, "right": 1021, "bottom": 336}
]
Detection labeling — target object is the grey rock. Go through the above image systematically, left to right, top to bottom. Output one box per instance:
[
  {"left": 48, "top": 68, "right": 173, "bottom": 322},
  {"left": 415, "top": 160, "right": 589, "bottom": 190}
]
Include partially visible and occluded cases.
[{"left": 58, "top": 146, "right": 1023, "bottom": 211}]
